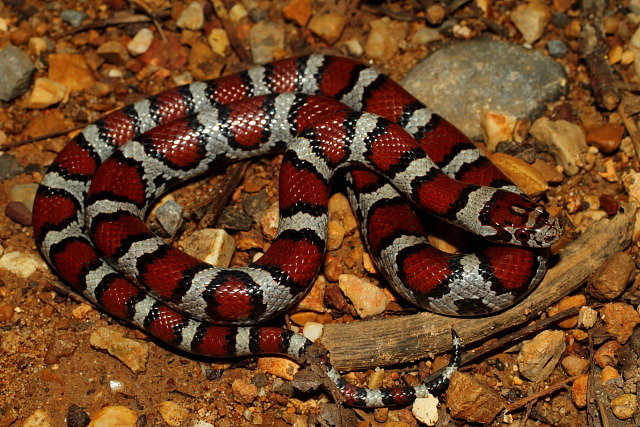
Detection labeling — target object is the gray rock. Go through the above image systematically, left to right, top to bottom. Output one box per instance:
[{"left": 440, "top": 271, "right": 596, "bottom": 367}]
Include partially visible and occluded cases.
[
  {"left": 60, "top": 9, "right": 89, "bottom": 27},
  {"left": 401, "top": 39, "right": 568, "bottom": 139},
  {"left": 547, "top": 39, "right": 568, "bottom": 58},
  {"left": 0, "top": 45, "right": 35, "bottom": 102},
  {"left": 0, "top": 155, "right": 24, "bottom": 181},
  {"left": 155, "top": 199, "right": 183, "bottom": 236}
]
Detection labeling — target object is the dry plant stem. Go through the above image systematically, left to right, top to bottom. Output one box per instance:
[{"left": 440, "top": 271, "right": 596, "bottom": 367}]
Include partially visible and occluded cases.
[
  {"left": 210, "top": 0, "right": 250, "bottom": 63},
  {"left": 580, "top": 0, "right": 621, "bottom": 111},
  {"left": 56, "top": 13, "right": 168, "bottom": 37},
  {"left": 618, "top": 96, "right": 640, "bottom": 160},
  {"left": 0, "top": 126, "right": 84, "bottom": 151},
  {"left": 192, "top": 161, "right": 249, "bottom": 229},
  {"left": 321, "top": 203, "right": 636, "bottom": 371},
  {"left": 461, "top": 305, "right": 581, "bottom": 366},
  {"left": 504, "top": 375, "right": 581, "bottom": 412}
]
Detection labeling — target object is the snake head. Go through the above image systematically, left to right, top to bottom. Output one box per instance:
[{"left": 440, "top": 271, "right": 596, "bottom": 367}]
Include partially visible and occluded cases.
[{"left": 481, "top": 190, "right": 562, "bottom": 248}]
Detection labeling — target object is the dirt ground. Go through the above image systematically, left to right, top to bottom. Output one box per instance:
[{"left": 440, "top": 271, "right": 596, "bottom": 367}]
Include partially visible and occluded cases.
[{"left": 1, "top": 0, "right": 640, "bottom": 426}]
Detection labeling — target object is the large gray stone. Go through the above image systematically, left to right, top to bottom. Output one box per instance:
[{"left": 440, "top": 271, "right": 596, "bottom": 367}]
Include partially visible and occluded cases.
[
  {"left": 401, "top": 38, "right": 568, "bottom": 140},
  {"left": 0, "top": 45, "right": 35, "bottom": 102}
]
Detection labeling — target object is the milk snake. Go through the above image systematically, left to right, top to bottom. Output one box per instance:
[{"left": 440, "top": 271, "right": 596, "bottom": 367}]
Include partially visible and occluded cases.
[{"left": 33, "top": 55, "right": 561, "bottom": 407}]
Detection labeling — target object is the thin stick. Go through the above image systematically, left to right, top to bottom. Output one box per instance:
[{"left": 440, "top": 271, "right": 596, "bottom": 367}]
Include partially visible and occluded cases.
[{"left": 504, "top": 375, "right": 581, "bottom": 412}]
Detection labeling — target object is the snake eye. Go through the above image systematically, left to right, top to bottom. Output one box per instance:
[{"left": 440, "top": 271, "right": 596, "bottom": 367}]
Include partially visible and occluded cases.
[{"left": 515, "top": 229, "right": 530, "bottom": 243}]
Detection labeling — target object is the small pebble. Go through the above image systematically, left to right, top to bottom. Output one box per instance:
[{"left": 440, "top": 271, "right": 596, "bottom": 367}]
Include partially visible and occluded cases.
[
  {"left": 282, "top": 0, "right": 312, "bottom": 26},
  {"left": 511, "top": 1, "right": 551, "bottom": 44},
  {"left": 176, "top": 2, "right": 205, "bottom": 30},
  {"left": 228, "top": 4, "right": 248, "bottom": 23},
  {"left": 60, "top": 9, "right": 89, "bottom": 27},
  {"left": 308, "top": 12, "right": 347, "bottom": 45},
  {"left": 364, "top": 17, "right": 408, "bottom": 61},
  {"left": 249, "top": 20, "right": 285, "bottom": 64},
  {"left": 409, "top": 26, "right": 440, "bottom": 47},
  {"left": 127, "top": 28, "right": 154, "bottom": 56},
  {"left": 207, "top": 28, "right": 230, "bottom": 56},
  {"left": 341, "top": 38, "right": 363, "bottom": 56},
  {"left": 547, "top": 39, "right": 568, "bottom": 58},
  {"left": 97, "top": 40, "right": 130, "bottom": 65},
  {"left": 48, "top": 53, "right": 96, "bottom": 91},
  {"left": 27, "top": 77, "right": 68, "bottom": 109},
  {"left": 481, "top": 110, "right": 516, "bottom": 151},
  {"left": 530, "top": 117, "right": 587, "bottom": 176},
  {"left": 586, "top": 122, "right": 625, "bottom": 153},
  {"left": 0, "top": 155, "right": 24, "bottom": 180},
  {"left": 155, "top": 199, "right": 183, "bottom": 236},
  {"left": 5, "top": 201, "right": 33, "bottom": 226},
  {"left": 327, "top": 220, "right": 345, "bottom": 251},
  {"left": 182, "top": 229, "right": 235, "bottom": 268},
  {"left": 235, "top": 229, "right": 263, "bottom": 251},
  {"left": 0, "top": 251, "right": 44, "bottom": 278},
  {"left": 587, "top": 252, "right": 634, "bottom": 301},
  {"left": 323, "top": 254, "right": 343, "bottom": 282},
  {"left": 293, "top": 274, "right": 327, "bottom": 313},
  {"left": 338, "top": 274, "right": 389, "bottom": 317},
  {"left": 546, "top": 294, "right": 586, "bottom": 328},
  {"left": 0, "top": 300, "right": 14, "bottom": 322},
  {"left": 600, "top": 302, "right": 640, "bottom": 344},
  {"left": 578, "top": 306, "right": 599, "bottom": 328},
  {"left": 302, "top": 321, "right": 323, "bottom": 342},
  {"left": 89, "top": 327, "right": 149, "bottom": 373},
  {"left": 517, "top": 330, "right": 565, "bottom": 381},
  {"left": 43, "top": 334, "right": 79, "bottom": 365},
  {"left": 593, "top": 340, "right": 621, "bottom": 368},
  {"left": 560, "top": 355, "right": 589, "bottom": 376},
  {"left": 258, "top": 357, "right": 299, "bottom": 381},
  {"left": 600, "top": 365, "right": 621, "bottom": 384},
  {"left": 446, "top": 371, "right": 506, "bottom": 424},
  {"left": 571, "top": 374, "right": 588, "bottom": 408},
  {"left": 232, "top": 378, "right": 259, "bottom": 404},
  {"left": 610, "top": 393, "right": 637, "bottom": 420},
  {"left": 412, "top": 396, "right": 439, "bottom": 426},
  {"left": 158, "top": 401, "right": 189, "bottom": 426},
  {"left": 66, "top": 404, "right": 91, "bottom": 427},
  {"left": 88, "top": 406, "right": 138, "bottom": 427},
  {"left": 373, "top": 407, "right": 389, "bottom": 423},
  {"left": 22, "top": 409, "right": 52, "bottom": 427}
]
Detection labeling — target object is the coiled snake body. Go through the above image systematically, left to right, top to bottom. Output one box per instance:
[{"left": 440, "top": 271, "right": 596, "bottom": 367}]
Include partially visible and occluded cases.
[{"left": 33, "top": 55, "right": 561, "bottom": 407}]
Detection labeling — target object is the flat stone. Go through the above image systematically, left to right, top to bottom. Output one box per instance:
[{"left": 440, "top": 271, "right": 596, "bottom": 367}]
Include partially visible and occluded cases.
[
  {"left": 401, "top": 39, "right": 567, "bottom": 139},
  {"left": 48, "top": 53, "right": 96, "bottom": 91},
  {"left": 28, "top": 77, "right": 68, "bottom": 109},
  {"left": 530, "top": 117, "right": 587, "bottom": 176},
  {"left": 89, "top": 327, "right": 149, "bottom": 374},
  {"left": 517, "top": 329, "right": 565, "bottom": 381},
  {"left": 447, "top": 371, "right": 506, "bottom": 424},
  {"left": 88, "top": 406, "right": 138, "bottom": 427}
]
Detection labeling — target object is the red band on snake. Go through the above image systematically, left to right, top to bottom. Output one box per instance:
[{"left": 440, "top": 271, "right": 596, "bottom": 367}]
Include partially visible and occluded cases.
[{"left": 32, "top": 55, "right": 561, "bottom": 407}]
